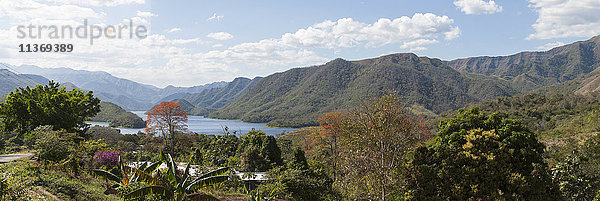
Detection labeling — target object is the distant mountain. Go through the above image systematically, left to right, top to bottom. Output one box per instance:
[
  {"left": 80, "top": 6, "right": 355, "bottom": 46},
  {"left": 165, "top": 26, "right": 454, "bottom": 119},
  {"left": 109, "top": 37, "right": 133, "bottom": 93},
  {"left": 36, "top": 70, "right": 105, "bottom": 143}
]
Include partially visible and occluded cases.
[
  {"left": 446, "top": 35, "right": 600, "bottom": 92},
  {"left": 210, "top": 53, "right": 517, "bottom": 127},
  {"left": 13, "top": 65, "right": 229, "bottom": 110},
  {"left": 0, "top": 69, "right": 50, "bottom": 95},
  {"left": 153, "top": 77, "right": 261, "bottom": 116},
  {"left": 181, "top": 77, "right": 262, "bottom": 108}
]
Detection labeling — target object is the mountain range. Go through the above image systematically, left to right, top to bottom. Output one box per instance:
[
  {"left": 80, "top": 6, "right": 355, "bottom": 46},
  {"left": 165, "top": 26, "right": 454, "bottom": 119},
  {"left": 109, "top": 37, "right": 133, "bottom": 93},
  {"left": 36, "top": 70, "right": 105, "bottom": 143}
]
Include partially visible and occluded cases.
[{"left": 2, "top": 35, "right": 600, "bottom": 128}]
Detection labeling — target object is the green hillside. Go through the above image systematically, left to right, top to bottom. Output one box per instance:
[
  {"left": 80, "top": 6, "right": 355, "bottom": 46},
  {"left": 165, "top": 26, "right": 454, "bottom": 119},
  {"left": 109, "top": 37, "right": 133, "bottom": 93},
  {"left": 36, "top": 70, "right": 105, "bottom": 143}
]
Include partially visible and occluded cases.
[
  {"left": 447, "top": 35, "right": 600, "bottom": 92},
  {"left": 210, "top": 53, "right": 517, "bottom": 127},
  {"left": 182, "top": 77, "right": 261, "bottom": 109},
  {"left": 90, "top": 102, "right": 146, "bottom": 128}
]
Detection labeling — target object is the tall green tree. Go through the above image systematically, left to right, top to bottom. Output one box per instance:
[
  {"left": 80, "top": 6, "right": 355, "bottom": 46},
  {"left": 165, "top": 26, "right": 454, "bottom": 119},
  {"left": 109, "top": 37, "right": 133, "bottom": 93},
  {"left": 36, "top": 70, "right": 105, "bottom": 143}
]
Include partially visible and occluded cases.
[
  {"left": 0, "top": 81, "right": 100, "bottom": 139},
  {"left": 410, "top": 107, "right": 561, "bottom": 200}
]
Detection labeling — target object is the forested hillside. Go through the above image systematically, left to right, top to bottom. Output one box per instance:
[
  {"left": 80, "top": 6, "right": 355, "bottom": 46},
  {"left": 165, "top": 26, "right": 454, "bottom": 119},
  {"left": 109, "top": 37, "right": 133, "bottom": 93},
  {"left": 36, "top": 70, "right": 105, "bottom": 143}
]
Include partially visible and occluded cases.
[
  {"left": 447, "top": 35, "right": 600, "bottom": 92},
  {"left": 211, "top": 53, "right": 517, "bottom": 127},
  {"left": 90, "top": 102, "right": 146, "bottom": 128}
]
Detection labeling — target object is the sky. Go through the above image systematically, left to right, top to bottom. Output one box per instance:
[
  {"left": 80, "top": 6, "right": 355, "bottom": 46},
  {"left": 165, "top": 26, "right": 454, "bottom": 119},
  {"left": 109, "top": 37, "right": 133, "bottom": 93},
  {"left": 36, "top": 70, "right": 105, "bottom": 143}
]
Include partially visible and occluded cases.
[{"left": 1, "top": 0, "right": 600, "bottom": 87}]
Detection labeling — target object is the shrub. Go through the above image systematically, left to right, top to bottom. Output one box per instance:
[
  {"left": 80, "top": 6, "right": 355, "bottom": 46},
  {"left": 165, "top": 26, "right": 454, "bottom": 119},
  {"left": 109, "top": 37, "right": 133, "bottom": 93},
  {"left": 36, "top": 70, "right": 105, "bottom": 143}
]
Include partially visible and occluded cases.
[{"left": 33, "top": 126, "right": 77, "bottom": 162}]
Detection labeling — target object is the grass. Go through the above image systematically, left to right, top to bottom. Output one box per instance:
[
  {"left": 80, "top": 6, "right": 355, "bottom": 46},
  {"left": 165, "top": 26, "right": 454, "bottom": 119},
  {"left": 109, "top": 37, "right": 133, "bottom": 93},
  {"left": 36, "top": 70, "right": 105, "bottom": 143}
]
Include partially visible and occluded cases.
[{"left": 0, "top": 161, "right": 120, "bottom": 201}]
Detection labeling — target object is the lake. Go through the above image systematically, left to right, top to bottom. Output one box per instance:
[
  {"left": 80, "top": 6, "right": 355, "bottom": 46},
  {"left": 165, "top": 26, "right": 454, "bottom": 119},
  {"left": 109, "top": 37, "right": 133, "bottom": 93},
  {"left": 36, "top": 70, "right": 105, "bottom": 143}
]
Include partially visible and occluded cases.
[{"left": 89, "top": 111, "right": 296, "bottom": 136}]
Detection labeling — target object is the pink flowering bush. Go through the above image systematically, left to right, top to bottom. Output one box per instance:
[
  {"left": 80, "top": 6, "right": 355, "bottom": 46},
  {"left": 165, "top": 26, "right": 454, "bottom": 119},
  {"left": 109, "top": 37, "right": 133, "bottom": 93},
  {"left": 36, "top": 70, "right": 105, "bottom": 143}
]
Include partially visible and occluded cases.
[{"left": 92, "top": 150, "right": 124, "bottom": 169}]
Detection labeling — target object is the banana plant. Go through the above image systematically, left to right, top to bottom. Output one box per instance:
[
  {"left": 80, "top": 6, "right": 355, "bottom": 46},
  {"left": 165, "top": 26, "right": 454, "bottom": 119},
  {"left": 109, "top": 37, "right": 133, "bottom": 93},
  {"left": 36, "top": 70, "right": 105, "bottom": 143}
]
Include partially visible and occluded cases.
[
  {"left": 124, "top": 152, "right": 230, "bottom": 201},
  {"left": 92, "top": 157, "right": 162, "bottom": 189}
]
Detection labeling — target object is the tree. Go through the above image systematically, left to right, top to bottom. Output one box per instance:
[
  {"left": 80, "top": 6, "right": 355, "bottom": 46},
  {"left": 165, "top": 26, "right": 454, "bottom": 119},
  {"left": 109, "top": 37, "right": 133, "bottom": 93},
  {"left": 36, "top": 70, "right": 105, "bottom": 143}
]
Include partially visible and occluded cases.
[
  {"left": 0, "top": 81, "right": 100, "bottom": 139},
  {"left": 334, "top": 94, "right": 429, "bottom": 200},
  {"left": 146, "top": 101, "right": 188, "bottom": 156},
  {"left": 410, "top": 107, "right": 561, "bottom": 200},
  {"left": 306, "top": 111, "right": 344, "bottom": 180},
  {"left": 261, "top": 135, "right": 283, "bottom": 167},
  {"left": 257, "top": 149, "right": 338, "bottom": 201},
  {"left": 551, "top": 151, "right": 599, "bottom": 201}
]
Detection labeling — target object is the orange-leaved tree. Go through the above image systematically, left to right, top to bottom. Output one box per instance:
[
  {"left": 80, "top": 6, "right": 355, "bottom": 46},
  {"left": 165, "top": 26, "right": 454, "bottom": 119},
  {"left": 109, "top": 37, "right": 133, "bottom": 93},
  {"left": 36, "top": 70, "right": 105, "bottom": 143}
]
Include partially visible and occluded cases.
[
  {"left": 318, "top": 94, "right": 430, "bottom": 200},
  {"left": 146, "top": 101, "right": 188, "bottom": 156},
  {"left": 306, "top": 111, "right": 346, "bottom": 180}
]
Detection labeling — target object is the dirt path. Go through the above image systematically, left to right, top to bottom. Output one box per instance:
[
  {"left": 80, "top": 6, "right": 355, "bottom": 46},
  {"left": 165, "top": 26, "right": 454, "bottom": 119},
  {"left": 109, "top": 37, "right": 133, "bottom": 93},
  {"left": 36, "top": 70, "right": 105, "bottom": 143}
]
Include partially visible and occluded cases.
[
  {"left": 0, "top": 153, "right": 34, "bottom": 163},
  {"left": 35, "top": 186, "right": 63, "bottom": 201}
]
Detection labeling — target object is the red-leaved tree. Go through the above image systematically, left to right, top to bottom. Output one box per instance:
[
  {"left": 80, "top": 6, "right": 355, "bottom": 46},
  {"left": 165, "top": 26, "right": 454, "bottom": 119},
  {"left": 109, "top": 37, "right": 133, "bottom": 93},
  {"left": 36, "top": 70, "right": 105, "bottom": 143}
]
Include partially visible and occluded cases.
[{"left": 146, "top": 101, "right": 188, "bottom": 156}]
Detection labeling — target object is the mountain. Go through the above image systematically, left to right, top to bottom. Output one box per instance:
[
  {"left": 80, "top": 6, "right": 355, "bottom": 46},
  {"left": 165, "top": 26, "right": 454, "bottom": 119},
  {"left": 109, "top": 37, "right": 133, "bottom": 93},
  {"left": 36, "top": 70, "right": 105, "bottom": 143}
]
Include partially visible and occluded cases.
[
  {"left": 446, "top": 35, "right": 600, "bottom": 92},
  {"left": 210, "top": 53, "right": 517, "bottom": 127},
  {"left": 13, "top": 65, "right": 229, "bottom": 110},
  {"left": 576, "top": 67, "right": 600, "bottom": 94},
  {"left": 0, "top": 69, "right": 50, "bottom": 95},
  {"left": 154, "top": 77, "right": 261, "bottom": 116},
  {"left": 181, "top": 77, "right": 262, "bottom": 109},
  {"left": 90, "top": 102, "right": 146, "bottom": 128}
]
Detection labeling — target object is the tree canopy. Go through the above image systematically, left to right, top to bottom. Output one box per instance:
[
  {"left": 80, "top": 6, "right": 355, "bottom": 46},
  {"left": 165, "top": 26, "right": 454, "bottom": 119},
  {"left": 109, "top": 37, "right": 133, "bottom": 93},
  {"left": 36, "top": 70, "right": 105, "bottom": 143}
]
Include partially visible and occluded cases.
[
  {"left": 0, "top": 81, "right": 100, "bottom": 139},
  {"left": 410, "top": 107, "right": 560, "bottom": 200}
]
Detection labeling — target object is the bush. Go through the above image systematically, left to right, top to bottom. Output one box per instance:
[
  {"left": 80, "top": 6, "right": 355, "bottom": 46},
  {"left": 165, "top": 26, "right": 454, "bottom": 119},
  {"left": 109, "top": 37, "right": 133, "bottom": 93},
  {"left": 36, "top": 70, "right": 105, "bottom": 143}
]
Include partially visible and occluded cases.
[{"left": 33, "top": 126, "right": 78, "bottom": 162}]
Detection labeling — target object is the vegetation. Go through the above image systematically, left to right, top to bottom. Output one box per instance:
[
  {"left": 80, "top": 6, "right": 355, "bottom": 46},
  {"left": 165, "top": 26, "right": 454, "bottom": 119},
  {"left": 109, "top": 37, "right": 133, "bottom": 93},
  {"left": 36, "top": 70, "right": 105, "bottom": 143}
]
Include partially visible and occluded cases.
[
  {"left": 4, "top": 35, "right": 600, "bottom": 200},
  {"left": 447, "top": 35, "right": 600, "bottom": 92},
  {"left": 210, "top": 54, "right": 518, "bottom": 127},
  {"left": 0, "top": 81, "right": 100, "bottom": 140},
  {"left": 146, "top": 101, "right": 188, "bottom": 156},
  {"left": 91, "top": 102, "right": 146, "bottom": 128},
  {"left": 410, "top": 108, "right": 559, "bottom": 200}
]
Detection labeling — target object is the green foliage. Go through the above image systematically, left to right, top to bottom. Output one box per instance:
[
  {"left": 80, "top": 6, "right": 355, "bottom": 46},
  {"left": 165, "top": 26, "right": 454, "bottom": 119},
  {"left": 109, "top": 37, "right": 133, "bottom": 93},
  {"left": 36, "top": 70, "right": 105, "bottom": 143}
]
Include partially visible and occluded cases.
[
  {"left": 447, "top": 35, "right": 600, "bottom": 92},
  {"left": 211, "top": 54, "right": 517, "bottom": 127},
  {"left": 0, "top": 81, "right": 100, "bottom": 139},
  {"left": 477, "top": 92, "right": 600, "bottom": 138},
  {"left": 91, "top": 102, "right": 146, "bottom": 128},
  {"left": 410, "top": 107, "right": 560, "bottom": 200},
  {"left": 33, "top": 126, "right": 78, "bottom": 162},
  {"left": 237, "top": 130, "right": 283, "bottom": 171},
  {"left": 262, "top": 136, "right": 283, "bottom": 167},
  {"left": 241, "top": 146, "right": 269, "bottom": 172},
  {"left": 288, "top": 148, "right": 308, "bottom": 171},
  {"left": 551, "top": 151, "right": 600, "bottom": 201},
  {"left": 124, "top": 152, "right": 229, "bottom": 201},
  {"left": 258, "top": 159, "right": 337, "bottom": 201},
  {"left": 0, "top": 161, "right": 38, "bottom": 201}
]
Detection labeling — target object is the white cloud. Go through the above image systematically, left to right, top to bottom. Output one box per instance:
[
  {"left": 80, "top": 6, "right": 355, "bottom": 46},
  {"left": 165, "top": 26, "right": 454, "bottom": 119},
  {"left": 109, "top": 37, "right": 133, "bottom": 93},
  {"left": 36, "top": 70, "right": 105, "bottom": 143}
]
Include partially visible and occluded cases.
[
  {"left": 0, "top": 0, "right": 100, "bottom": 20},
  {"left": 40, "top": 0, "right": 145, "bottom": 7},
  {"left": 454, "top": 0, "right": 503, "bottom": 15},
  {"left": 528, "top": 0, "right": 600, "bottom": 39},
  {"left": 0, "top": 1, "right": 460, "bottom": 87},
  {"left": 136, "top": 11, "right": 156, "bottom": 17},
  {"left": 206, "top": 13, "right": 223, "bottom": 21},
  {"left": 279, "top": 13, "right": 460, "bottom": 50},
  {"left": 124, "top": 17, "right": 147, "bottom": 24},
  {"left": 167, "top": 28, "right": 181, "bottom": 33},
  {"left": 207, "top": 32, "right": 233, "bottom": 40},
  {"left": 400, "top": 39, "right": 438, "bottom": 51},
  {"left": 537, "top": 41, "right": 565, "bottom": 50}
]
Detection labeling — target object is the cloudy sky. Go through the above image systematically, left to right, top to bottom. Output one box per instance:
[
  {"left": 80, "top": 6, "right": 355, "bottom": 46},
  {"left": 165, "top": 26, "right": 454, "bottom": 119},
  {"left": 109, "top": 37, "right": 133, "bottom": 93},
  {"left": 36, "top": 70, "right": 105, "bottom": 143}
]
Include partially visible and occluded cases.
[{"left": 1, "top": 0, "right": 600, "bottom": 87}]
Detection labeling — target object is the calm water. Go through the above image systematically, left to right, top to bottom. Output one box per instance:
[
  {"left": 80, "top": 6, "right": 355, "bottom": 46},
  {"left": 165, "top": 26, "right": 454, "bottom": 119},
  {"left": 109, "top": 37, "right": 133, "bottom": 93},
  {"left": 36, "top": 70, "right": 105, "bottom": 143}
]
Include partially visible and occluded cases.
[{"left": 89, "top": 111, "right": 296, "bottom": 136}]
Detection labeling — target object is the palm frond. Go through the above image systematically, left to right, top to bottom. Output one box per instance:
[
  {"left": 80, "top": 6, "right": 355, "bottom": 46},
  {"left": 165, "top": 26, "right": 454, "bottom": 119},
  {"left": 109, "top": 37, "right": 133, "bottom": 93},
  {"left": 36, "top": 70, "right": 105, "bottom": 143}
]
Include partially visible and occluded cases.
[
  {"left": 145, "top": 161, "right": 162, "bottom": 174},
  {"left": 130, "top": 167, "right": 162, "bottom": 186},
  {"left": 198, "top": 167, "right": 229, "bottom": 179},
  {"left": 91, "top": 169, "right": 121, "bottom": 183},
  {"left": 186, "top": 176, "right": 229, "bottom": 192}
]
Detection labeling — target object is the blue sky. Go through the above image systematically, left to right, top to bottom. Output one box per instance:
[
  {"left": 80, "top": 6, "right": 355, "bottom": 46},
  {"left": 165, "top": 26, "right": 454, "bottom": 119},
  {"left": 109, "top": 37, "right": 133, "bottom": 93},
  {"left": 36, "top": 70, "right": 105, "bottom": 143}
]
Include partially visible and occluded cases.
[{"left": 1, "top": 0, "right": 600, "bottom": 87}]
